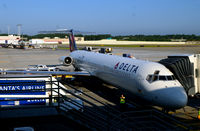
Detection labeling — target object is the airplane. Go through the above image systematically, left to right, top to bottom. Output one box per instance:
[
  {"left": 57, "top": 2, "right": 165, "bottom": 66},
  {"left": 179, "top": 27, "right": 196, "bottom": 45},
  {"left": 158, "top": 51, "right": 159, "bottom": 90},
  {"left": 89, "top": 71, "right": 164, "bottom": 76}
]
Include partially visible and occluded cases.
[{"left": 0, "top": 30, "right": 188, "bottom": 110}]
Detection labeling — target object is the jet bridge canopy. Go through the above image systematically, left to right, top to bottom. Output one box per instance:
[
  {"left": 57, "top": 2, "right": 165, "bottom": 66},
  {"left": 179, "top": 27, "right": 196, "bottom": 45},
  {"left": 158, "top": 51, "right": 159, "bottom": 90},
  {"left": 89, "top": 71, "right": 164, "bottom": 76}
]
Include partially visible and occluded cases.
[{"left": 159, "top": 55, "right": 195, "bottom": 94}]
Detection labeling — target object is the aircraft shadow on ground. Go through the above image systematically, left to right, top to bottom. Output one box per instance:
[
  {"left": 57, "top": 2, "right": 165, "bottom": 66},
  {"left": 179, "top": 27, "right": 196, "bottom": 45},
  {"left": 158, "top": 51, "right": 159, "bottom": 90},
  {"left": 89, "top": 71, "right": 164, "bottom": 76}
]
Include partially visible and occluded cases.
[{"left": 67, "top": 76, "right": 155, "bottom": 109}]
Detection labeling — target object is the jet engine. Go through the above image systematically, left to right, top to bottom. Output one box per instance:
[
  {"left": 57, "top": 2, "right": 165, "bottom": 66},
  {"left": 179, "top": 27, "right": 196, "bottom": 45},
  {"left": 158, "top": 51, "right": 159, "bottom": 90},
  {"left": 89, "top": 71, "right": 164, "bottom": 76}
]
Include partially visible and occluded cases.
[{"left": 59, "top": 56, "right": 73, "bottom": 66}]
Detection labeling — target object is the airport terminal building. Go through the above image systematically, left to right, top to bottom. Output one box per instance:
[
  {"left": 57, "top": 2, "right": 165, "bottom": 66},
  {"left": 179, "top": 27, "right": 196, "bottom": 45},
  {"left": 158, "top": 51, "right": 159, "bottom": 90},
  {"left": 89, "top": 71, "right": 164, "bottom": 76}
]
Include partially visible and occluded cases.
[
  {"left": 0, "top": 35, "right": 21, "bottom": 44},
  {"left": 29, "top": 36, "right": 84, "bottom": 44}
]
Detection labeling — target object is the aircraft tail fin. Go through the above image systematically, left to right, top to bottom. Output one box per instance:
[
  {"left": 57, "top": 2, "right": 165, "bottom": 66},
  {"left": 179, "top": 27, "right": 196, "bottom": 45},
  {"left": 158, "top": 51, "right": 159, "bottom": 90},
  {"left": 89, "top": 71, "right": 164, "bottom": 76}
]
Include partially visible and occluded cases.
[{"left": 69, "top": 30, "right": 77, "bottom": 52}]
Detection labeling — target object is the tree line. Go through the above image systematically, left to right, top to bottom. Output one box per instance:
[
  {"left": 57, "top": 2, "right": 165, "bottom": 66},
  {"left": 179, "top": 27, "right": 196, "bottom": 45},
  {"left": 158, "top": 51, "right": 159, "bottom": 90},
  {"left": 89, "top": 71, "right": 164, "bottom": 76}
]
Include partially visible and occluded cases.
[
  {"left": 1, "top": 33, "right": 200, "bottom": 41},
  {"left": 113, "top": 34, "right": 200, "bottom": 41}
]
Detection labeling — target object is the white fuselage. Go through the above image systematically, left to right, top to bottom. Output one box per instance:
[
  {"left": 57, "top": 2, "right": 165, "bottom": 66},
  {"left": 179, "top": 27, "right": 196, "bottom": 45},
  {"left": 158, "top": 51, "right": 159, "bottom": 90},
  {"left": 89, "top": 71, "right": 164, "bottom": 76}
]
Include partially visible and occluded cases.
[{"left": 70, "top": 50, "right": 187, "bottom": 109}]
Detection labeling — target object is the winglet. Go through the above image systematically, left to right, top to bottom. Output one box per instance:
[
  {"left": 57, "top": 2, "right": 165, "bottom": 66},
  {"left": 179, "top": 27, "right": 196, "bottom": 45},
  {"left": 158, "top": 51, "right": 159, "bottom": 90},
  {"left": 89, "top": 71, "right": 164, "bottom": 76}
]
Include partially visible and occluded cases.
[{"left": 69, "top": 29, "right": 77, "bottom": 52}]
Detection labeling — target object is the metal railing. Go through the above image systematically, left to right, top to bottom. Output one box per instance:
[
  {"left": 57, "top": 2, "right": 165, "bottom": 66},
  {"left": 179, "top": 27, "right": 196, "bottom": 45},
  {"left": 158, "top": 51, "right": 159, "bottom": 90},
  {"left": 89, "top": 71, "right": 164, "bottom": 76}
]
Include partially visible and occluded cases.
[
  {"left": 0, "top": 77, "right": 192, "bottom": 130},
  {"left": 0, "top": 77, "right": 111, "bottom": 130},
  {"left": 59, "top": 82, "right": 192, "bottom": 130},
  {"left": 109, "top": 109, "right": 191, "bottom": 130}
]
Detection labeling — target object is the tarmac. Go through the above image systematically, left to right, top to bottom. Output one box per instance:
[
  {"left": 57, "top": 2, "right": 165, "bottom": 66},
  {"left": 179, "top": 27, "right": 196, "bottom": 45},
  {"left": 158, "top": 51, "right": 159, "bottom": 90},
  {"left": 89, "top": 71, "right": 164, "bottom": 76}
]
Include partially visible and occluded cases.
[
  {"left": 0, "top": 46, "right": 200, "bottom": 129},
  {"left": 1, "top": 46, "right": 200, "bottom": 68}
]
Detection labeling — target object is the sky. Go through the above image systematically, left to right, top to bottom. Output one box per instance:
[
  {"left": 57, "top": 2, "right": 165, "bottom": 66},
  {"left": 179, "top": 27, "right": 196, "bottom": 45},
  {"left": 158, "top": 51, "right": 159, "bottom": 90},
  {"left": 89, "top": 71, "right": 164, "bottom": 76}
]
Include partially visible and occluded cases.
[{"left": 0, "top": 0, "right": 199, "bottom": 35}]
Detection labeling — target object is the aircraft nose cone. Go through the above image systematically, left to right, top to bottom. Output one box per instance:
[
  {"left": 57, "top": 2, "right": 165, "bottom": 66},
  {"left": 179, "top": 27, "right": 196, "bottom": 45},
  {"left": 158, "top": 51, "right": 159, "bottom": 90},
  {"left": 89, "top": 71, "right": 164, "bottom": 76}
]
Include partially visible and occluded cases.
[
  {"left": 154, "top": 87, "right": 188, "bottom": 109},
  {"left": 170, "top": 88, "right": 187, "bottom": 109}
]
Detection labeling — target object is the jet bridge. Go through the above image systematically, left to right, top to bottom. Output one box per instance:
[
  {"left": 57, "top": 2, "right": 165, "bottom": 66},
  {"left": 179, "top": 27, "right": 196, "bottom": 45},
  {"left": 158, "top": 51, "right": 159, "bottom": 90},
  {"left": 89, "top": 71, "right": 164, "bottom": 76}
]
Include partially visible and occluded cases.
[{"left": 159, "top": 54, "right": 200, "bottom": 96}]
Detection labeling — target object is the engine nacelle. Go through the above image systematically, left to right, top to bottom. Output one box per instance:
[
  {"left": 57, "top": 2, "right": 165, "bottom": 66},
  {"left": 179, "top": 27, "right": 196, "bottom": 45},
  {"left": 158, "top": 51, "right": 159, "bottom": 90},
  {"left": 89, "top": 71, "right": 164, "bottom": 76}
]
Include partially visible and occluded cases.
[{"left": 59, "top": 56, "right": 73, "bottom": 66}]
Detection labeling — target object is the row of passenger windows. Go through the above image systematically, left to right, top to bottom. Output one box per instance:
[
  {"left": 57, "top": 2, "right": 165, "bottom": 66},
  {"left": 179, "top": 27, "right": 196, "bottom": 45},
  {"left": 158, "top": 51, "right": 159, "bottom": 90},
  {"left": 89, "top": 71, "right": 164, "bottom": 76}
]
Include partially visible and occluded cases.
[{"left": 146, "top": 75, "right": 176, "bottom": 82}]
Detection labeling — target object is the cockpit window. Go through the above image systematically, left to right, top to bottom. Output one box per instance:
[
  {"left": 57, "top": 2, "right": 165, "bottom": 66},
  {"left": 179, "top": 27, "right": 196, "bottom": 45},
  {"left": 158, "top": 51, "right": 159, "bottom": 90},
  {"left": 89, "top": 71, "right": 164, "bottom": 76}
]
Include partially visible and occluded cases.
[
  {"left": 146, "top": 75, "right": 175, "bottom": 83},
  {"left": 146, "top": 75, "right": 153, "bottom": 81},
  {"left": 152, "top": 75, "right": 158, "bottom": 81},
  {"left": 166, "top": 75, "right": 176, "bottom": 80},
  {"left": 172, "top": 75, "right": 176, "bottom": 80},
  {"left": 159, "top": 76, "right": 167, "bottom": 80},
  {"left": 166, "top": 76, "right": 172, "bottom": 80}
]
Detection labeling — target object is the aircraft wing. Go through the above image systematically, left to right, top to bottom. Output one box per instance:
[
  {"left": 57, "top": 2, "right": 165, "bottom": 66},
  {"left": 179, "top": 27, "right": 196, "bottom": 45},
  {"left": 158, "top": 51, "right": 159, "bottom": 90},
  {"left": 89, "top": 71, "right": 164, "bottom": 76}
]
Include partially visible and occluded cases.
[{"left": 0, "top": 70, "right": 91, "bottom": 76}]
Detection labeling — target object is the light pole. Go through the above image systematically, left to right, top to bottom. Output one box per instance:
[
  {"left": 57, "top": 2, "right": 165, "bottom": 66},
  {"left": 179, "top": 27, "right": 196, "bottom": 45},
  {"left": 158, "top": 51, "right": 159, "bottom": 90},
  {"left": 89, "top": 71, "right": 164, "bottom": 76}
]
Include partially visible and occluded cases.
[
  {"left": 16, "top": 24, "right": 22, "bottom": 36},
  {"left": 7, "top": 25, "right": 10, "bottom": 35}
]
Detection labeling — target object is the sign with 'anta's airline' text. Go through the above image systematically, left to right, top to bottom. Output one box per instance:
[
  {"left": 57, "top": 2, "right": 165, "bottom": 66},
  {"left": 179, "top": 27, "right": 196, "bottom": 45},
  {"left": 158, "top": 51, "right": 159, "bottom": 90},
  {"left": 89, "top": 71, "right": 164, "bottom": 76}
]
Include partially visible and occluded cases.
[{"left": 0, "top": 80, "right": 46, "bottom": 95}]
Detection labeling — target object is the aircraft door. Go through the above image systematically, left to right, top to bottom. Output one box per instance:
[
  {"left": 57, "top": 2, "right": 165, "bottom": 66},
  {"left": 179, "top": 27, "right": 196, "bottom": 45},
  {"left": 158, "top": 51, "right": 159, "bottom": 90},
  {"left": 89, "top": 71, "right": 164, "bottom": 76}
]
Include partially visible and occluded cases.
[{"left": 136, "top": 74, "right": 144, "bottom": 94}]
